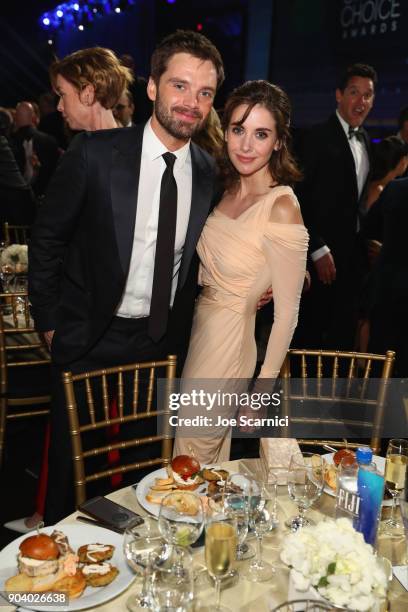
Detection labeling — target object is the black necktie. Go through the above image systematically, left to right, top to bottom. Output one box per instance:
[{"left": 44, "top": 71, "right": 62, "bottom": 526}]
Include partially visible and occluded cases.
[
  {"left": 348, "top": 125, "right": 364, "bottom": 142},
  {"left": 148, "top": 152, "right": 178, "bottom": 343}
]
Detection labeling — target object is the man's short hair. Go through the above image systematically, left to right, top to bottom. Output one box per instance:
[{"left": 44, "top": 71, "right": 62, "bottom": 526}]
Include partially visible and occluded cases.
[
  {"left": 150, "top": 29, "right": 225, "bottom": 89},
  {"left": 50, "top": 47, "right": 133, "bottom": 109},
  {"left": 337, "top": 63, "right": 378, "bottom": 92},
  {"left": 398, "top": 106, "right": 408, "bottom": 130}
]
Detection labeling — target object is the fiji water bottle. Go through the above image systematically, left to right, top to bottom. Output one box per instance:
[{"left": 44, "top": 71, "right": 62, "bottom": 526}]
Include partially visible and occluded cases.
[{"left": 353, "top": 447, "right": 385, "bottom": 546}]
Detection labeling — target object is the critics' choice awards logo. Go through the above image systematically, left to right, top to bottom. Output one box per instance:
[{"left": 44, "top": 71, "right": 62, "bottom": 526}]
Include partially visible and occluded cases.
[{"left": 340, "top": 0, "right": 401, "bottom": 39}]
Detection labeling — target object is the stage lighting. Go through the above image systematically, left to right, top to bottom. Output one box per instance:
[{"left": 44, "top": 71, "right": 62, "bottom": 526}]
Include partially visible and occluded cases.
[
  {"left": 73, "top": 3, "right": 80, "bottom": 10},
  {"left": 115, "top": 7, "right": 121, "bottom": 13},
  {"left": 56, "top": 9, "right": 63, "bottom": 18},
  {"left": 43, "top": 17, "right": 50, "bottom": 26},
  {"left": 78, "top": 24, "right": 84, "bottom": 30},
  {"left": 48, "top": 39, "right": 53, "bottom": 45}
]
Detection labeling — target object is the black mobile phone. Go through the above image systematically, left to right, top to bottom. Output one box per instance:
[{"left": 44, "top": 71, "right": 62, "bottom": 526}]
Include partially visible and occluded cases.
[{"left": 78, "top": 496, "right": 144, "bottom": 532}]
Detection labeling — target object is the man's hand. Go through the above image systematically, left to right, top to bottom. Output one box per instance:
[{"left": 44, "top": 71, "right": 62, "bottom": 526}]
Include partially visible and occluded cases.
[
  {"left": 314, "top": 252, "right": 336, "bottom": 285},
  {"left": 257, "top": 286, "right": 273, "bottom": 310},
  {"left": 43, "top": 330, "right": 55, "bottom": 351}
]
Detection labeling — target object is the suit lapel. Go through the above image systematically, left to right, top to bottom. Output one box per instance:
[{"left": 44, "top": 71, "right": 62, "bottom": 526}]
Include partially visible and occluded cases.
[
  {"left": 330, "top": 114, "right": 359, "bottom": 202},
  {"left": 110, "top": 126, "right": 144, "bottom": 275},
  {"left": 177, "top": 143, "right": 214, "bottom": 289}
]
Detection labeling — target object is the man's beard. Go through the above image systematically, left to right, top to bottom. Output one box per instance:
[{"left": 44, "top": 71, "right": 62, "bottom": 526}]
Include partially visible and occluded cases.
[{"left": 154, "top": 93, "right": 204, "bottom": 140}]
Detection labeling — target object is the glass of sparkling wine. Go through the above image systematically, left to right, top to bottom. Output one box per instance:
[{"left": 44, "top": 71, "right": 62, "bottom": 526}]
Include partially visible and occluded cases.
[
  {"left": 383, "top": 438, "right": 408, "bottom": 530},
  {"left": 205, "top": 515, "right": 237, "bottom": 612}
]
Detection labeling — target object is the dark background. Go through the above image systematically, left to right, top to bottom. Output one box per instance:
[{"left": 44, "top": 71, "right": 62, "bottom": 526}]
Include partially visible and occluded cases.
[{"left": 1, "top": 0, "right": 407, "bottom": 132}]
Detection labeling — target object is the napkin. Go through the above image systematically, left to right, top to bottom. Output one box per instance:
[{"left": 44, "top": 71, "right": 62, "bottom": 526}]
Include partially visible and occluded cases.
[
  {"left": 260, "top": 438, "right": 301, "bottom": 484},
  {"left": 393, "top": 565, "right": 408, "bottom": 591}
]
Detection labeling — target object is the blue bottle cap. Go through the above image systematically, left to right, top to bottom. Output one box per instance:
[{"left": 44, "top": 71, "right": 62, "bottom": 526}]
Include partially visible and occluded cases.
[{"left": 356, "top": 447, "right": 373, "bottom": 464}]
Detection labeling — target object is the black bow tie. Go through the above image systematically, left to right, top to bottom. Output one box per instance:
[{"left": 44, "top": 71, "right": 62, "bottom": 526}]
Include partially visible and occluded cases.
[{"left": 348, "top": 126, "right": 364, "bottom": 142}]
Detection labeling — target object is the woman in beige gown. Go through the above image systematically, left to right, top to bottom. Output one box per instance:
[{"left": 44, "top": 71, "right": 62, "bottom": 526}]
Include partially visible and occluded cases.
[{"left": 173, "top": 80, "right": 308, "bottom": 464}]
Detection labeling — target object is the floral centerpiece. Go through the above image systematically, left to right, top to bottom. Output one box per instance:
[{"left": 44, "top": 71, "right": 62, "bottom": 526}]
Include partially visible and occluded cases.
[
  {"left": 0, "top": 244, "right": 28, "bottom": 273},
  {"left": 280, "top": 518, "right": 388, "bottom": 611}
]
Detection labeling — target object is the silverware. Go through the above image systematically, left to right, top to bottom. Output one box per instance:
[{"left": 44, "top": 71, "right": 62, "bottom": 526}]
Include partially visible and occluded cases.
[
  {"left": 323, "top": 445, "right": 337, "bottom": 453},
  {"left": 76, "top": 515, "right": 124, "bottom": 534}
]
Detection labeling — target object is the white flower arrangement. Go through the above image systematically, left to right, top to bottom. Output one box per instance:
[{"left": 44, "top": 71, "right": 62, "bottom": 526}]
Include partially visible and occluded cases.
[
  {"left": 1, "top": 244, "right": 28, "bottom": 271},
  {"left": 280, "top": 518, "right": 388, "bottom": 611}
]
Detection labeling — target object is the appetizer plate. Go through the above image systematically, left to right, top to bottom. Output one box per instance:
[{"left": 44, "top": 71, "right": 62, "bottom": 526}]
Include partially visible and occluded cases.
[
  {"left": 322, "top": 452, "right": 392, "bottom": 506},
  {"left": 135, "top": 465, "right": 247, "bottom": 518},
  {"left": 0, "top": 524, "right": 134, "bottom": 611}
]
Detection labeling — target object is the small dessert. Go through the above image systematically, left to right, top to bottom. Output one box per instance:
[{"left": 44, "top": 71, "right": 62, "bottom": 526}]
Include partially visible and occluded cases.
[
  {"left": 162, "top": 490, "right": 201, "bottom": 515},
  {"left": 78, "top": 543, "right": 115, "bottom": 564},
  {"left": 82, "top": 562, "right": 119, "bottom": 587}
]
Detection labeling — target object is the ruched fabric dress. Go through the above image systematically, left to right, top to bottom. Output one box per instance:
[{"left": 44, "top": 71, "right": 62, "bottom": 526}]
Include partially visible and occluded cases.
[{"left": 173, "top": 186, "right": 309, "bottom": 463}]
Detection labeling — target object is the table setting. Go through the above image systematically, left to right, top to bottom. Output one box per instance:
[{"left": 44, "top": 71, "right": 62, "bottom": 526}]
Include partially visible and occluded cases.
[{"left": 0, "top": 447, "right": 407, "bottom": 612}]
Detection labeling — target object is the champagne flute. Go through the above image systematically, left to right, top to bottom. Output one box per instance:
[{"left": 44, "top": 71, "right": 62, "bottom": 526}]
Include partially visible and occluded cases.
[
  {"left": 383, "top": 438, "right": 408, "bottom": 530},
  {"left": 286, "top": 452, "right": 324, "bottom": 531},
  {"left": 241, "top": 479, "right": 275, "bottom": 582},
  {"left": 205, "top": 513, "right": 237, "bottom": 611},
  {"left": 123, "top": 517, "right": 163, "bottom": 611}
]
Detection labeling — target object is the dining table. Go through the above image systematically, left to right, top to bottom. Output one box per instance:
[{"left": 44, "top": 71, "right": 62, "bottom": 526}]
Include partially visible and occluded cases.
[{"left": 2, "top": 458, "right": 408, "bottom": 611}]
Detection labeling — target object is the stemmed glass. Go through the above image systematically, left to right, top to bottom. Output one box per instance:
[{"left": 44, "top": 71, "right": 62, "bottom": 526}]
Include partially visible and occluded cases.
[
  {"left": 383, "top": 438, "right": 408, "bottom": 531},
  {"left": 286, "top": 452, "right": 324, "bottom": 531},
  {"left": 241, "top": 479, "right": 275, "bottom": 582},
  {"left": 158, "top": 491, "right": 204, "bottom": 551},
  {"left": 205, "top": 509, "right": 237, "bottom": 611},
  {"left": 123, "top": 516, "right": 163, "bottom": 611},
  {"left": 149, "top": 545, "right": 194, "bottom": 612}
]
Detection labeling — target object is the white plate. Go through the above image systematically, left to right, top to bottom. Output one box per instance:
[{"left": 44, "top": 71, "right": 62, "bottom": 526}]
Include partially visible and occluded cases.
[
  {"left": 322, "top": 452, "right": 392, "bottom": 506},
  {"left": 135, "top": 466, "right": 247, "bottom": 518},
  {"left": 135, "top": 467, "right": 207, "bottom": 518},
  {"left": 0, "top": 524, "right": 134, "bottom": 611}
]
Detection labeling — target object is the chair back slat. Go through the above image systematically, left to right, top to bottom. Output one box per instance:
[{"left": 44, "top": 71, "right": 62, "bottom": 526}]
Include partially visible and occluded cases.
[
  {"left": 132, "top": 369, "right": 139, "bottom": 415},
  {"left": 117, "top": 371, "right": 124, "bottom": 418},
  {"left": 85, "top": 378, "right": 96, "bottom": 425}
]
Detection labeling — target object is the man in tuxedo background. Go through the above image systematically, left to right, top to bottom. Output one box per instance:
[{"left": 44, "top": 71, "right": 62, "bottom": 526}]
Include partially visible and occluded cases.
[
  {"left": 29, "top": 30, "right": 224, "bottom": 523},
  {"left": 294, "top": 63, "right": 377, "bottom": 351}
]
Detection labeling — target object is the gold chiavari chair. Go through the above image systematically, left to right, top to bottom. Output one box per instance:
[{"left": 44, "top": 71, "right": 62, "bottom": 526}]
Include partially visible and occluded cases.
[
  {"left": 3, "top": 223, "right": 30, "bottom": 246},
  {"left": 0, "top": 292, "right": 51, "bottom": 467},
  {"left": 279, "top": 349, "right": 395, "bottom": 454},
  {"left": 63, "top": 355, "right": 177, "bottom": 507}
]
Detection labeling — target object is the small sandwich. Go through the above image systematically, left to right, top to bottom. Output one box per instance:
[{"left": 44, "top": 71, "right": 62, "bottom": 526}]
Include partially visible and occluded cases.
[
  {"left": 171, "top": 455, "right": 203, "bottom": 490},
  {"left": 6, "top": 532, "right": 82, "bottom": 595},
  {"left": 78, "top": 543, "right": 115, "bottom": 564},
  {"left": 81, "top": 562, "right": 119, "bottom": 587}
]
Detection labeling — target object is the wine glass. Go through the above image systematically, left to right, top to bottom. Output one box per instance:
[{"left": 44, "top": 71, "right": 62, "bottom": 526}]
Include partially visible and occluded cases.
[
  {"left": 383, "top": 438, "right": 408, "bottom": 531},
  {"left": 286, "top": 452, "right": 324, "bottom": 531},
  {"left": 241, "top": 479, "right": 275, "bottom": 582},
  {"left": 158, "top": 491, "right": 204, "bottom": 550},
  {"left": 205, "top": 512, "right": 237, "bottom": 611},
  {"left": 123, "top": 517, "right": 163, "bottom": 611},
  {"left": 149, "top": 545, "right": 194, "bottom": 612}
]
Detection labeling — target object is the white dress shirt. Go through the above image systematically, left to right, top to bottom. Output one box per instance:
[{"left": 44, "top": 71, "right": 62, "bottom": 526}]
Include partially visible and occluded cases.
[
  {"left": 311, "top": 111, "right": 369, "bottom": 261},
  {"left": 116, "top": 120, "right": 192, "bottom": 318}
]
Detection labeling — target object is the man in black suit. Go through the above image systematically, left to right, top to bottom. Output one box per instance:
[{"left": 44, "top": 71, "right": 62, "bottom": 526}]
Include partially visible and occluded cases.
[
  {"left": 29, "top": 31, "right": 224, "bottom": 523},
  {"left": 295, "top": 63, "right": 377, "bottom": 350},
  {"left": 11, "top": 102, "right": 60, "bottom": 197},
  {"left": 368, "top": 177, "right": 408, "bottom": 376}
]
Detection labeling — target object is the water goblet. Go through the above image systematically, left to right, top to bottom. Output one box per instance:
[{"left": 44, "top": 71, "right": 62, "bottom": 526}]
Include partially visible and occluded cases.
[
  {"left": 382, "top": 438, "right": 408, "bottom": 532},
  {"left": 286, "top": 452, "right": 324, "bottom": 531},
  {"left": 241, "top": 479, "right": 275, "bottom": 582},
  {"left": 158, "top": 491, "right": 204, "bottom": 551},
  {"left": 123, "top": 516, "right": 163, "bottom": 611},
  {"left": 149, "top": 545, "right": 194, "bottom": 612}
]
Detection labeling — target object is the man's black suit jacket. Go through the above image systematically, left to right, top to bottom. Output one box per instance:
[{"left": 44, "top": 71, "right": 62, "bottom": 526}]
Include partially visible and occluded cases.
[
  {"left": 296, "top": 113, "right": 371, "bottom": 271},
  {"left": 28, "top": 124, "right": 217, "bottom": 366},
  {"left": 12, "top": 126, "right": 60, "bottom": 196},
  {"left": 0, "top": 135, "right": 36, "bottom": 239}
]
